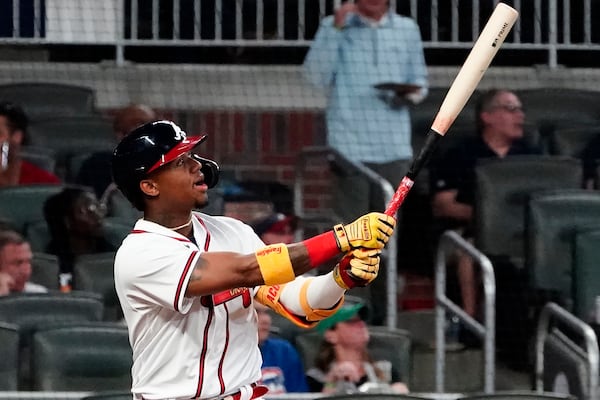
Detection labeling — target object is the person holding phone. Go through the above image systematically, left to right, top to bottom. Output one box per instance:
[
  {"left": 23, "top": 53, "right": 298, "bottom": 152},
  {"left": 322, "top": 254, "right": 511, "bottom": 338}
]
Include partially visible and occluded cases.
[
  {"left": 302, "top": 0, "right": 428, "bottom": 324},
  {"left": 0, "top": 102, "right": 60, "bottom": 186}
]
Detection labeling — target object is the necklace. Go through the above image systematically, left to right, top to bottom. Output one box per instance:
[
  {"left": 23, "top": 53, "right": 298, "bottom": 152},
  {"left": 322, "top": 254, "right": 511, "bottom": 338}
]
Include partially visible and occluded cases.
[{"left": 168, "top": 217, "right": 193, "bottom": 231}]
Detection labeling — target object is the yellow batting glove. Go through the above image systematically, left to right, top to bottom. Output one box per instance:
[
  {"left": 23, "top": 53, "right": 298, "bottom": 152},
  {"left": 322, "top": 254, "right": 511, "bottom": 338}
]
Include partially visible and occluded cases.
[
  {"left": 333, "top": 212, "right": 396, "bottom": 252},
  {"left": 333, "top": 248, "right": 381, "bottom": 290}
]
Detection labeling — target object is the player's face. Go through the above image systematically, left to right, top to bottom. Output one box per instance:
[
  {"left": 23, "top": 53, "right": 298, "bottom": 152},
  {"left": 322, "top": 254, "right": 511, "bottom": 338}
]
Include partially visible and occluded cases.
[
  {"left": 483, "top": 91, "right": 525, "bottom": 141},
  {"left": 150, "top": 152, "right": 209, "bottom": 210},
  {"left": 0, "top": 242, "right": 33, "bottom": 292}
]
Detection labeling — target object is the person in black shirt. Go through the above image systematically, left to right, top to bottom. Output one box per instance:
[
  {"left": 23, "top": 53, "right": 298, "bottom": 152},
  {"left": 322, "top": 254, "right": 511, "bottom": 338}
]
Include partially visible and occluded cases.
[{"left": 429, "top": 89, "right": 541, "bottom": 318}]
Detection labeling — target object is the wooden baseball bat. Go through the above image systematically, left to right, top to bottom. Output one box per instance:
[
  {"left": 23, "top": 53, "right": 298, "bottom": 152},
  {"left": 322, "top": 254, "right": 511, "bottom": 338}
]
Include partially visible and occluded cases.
[{"left": 384, "top": 2, "right": 519, "bottom": 217}]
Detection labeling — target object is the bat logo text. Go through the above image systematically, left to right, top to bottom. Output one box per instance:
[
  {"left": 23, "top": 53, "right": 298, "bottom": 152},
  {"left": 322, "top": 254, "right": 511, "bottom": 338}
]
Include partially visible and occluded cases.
[{"left": 492, "top": 22, "right": 509, "bottom": 47}]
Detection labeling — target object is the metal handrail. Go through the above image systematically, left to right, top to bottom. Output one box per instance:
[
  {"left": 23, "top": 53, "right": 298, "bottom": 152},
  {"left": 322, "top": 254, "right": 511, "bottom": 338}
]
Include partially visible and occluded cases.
[
  {"left": 293, "top": 146, "right": 398, "bottom": 329},
  {"left": 435, "top": 230, "right": 496, "bottom": 393},
  {"left": 534, "top": 302, "right": 599, "bottom": 400}
]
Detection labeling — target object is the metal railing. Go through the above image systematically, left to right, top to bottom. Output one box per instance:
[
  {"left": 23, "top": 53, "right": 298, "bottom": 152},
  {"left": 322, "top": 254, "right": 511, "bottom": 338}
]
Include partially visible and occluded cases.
[
  {"left": 1, "top": 0, "right": 600, "bottom": 67},
  {"left": 293, "top": 146, "right": 398, "bottom": 328},
  {"left": 435, "top": 230, "right": 496, "bottom": 394},
  {"left": 534, "top": 302, "right": 599, "bottom": 400}
]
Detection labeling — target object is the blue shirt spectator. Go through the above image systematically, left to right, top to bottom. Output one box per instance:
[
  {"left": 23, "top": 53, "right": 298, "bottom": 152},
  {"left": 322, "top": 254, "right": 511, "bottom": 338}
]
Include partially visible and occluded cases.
[
  {"left": 303, "top": 0, "right": 428, "bottom": 164},
  {"left": 257, "top": 303, "right": 309, "bottom": 393}
]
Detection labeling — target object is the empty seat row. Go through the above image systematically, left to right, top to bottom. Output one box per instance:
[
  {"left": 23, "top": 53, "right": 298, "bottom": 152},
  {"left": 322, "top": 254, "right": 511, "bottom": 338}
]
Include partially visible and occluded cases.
[{"left": 0, "top": 291, "right": 131, "bottom": 391}]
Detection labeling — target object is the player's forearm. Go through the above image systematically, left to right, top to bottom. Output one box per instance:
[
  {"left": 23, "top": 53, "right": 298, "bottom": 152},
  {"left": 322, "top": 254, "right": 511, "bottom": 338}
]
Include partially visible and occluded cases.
[
  {"left": 184, "top": 243, "right": 320, "bottom": 297},
  {"left": 278, "top": 272, "right": 345, "bottom": 315}
]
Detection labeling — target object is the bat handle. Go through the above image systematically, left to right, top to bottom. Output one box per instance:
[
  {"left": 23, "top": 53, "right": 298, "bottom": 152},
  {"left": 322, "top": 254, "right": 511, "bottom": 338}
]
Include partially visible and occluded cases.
[
  {"left": 384, "top": 130, "right": 443, "bottom": 217},
  {"left": 384, "top": 176, "right": 414, "bottom": 216}
]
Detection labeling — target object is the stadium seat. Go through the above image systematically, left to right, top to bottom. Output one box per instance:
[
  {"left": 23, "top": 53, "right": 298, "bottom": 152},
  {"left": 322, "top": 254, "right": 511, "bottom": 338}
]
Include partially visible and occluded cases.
[
  {"left": 0, "top": 82, "right": 98, "bottom": 121},
  {"left": 516, "top": 88, "right": 600, "bottom": 138},
  {"left": 28, "top": 115, "right": 116, "bottom": 179},
  {"left": 546, "top": 126, "right": 600, "bottom": 158},
  {"left": 20, "top": 145, "right": 57, "bottom": 174},
  {"left": 474, "top": 155, "right": 583, "bottom": 266},
  {"left": 0, "top": 184, "right": 64, "bottom": 234},
  {"left": 102, "top": 184, "right": 142, "bottom": 226},
  {"left": 525, "top": 189, "right": 600, "bottom": 308},
  {"left": 25, "top": 218, "right": 131, "bottom": 253},
  {"left": 102, "top": 218, "right": 133, "bottom": 248},
  {"left": 572, "top": 228, "right": 600, "bottom": 320},
  {"left": 30, "top": 252, "right": 60, "bottom": 290},
  {"left": 74, "top": 252, "right": 121, "bottom": 321},
  {"left": 0, "top": 291, "right": 104, "bottom": 342},
  {"left": 0, "top": 291, "right": 105, "bottom": 389},
  {"left": 0, "top": 322, "right": 20, "bottom": 391},
  {"left": 30, "top": 324, "right": 132, "bottom": 391},
  {"left": 459, "top": 391, "right": 576, "bottom": 400},
  {"left": 81, "top": 392, "right": 134, "bottom": 400},
  {"left": 324, "top": 394, "right": 429, "bottom": 400}
]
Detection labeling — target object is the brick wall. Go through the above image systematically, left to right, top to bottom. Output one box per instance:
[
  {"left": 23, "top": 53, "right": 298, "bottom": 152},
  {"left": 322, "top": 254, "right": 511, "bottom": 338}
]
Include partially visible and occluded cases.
[{"left": 107, "top": 108, "right": 333, "bottom": 213}]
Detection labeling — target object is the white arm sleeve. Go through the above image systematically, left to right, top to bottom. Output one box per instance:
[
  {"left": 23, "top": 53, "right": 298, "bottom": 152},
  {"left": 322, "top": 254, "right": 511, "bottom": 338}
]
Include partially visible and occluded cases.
[{"left": 278, "top": 272, "right": 345, "bottom": 315}]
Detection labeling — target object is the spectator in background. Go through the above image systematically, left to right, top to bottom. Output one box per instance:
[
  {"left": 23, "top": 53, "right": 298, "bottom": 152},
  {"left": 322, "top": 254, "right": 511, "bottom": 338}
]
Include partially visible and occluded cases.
[
  {"left": 303, "top": 0, "right": 428, "bottom": 324},
  {"left": 429, "top": 88, "right": 541, "bottom": 319},
  {"left": 0, "top": 102, "right": 60, "bottom": 186},
  {"left": 76, "top": 103, "right": 157, "bottom": 198},
  {"left": 43, "top": 186, "right": 116, "bottom": 290},
  {"left": 251, "top": 213, "right": 299, "bottom": 245},
  {"left": 0, "top": 229, "right": 47, "bottom": 295},
  {"left": 256, "top": 302, "right": 309, "bottom": 393},
  {"left": 305, "top": 302, "right": 408, "bottom": 394}
]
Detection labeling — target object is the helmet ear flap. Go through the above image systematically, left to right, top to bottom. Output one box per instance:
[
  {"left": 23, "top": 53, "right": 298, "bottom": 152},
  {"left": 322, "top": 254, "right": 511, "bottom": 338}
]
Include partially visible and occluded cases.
[{"left": 192, "top": 154, "right": 220, "bottom": 188}]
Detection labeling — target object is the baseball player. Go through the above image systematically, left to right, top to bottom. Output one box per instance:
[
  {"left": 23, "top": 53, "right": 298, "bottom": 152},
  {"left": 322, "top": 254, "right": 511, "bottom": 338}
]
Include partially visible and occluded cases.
[{"left": 111, "top": 120, "right": 396, "bottom": 400}]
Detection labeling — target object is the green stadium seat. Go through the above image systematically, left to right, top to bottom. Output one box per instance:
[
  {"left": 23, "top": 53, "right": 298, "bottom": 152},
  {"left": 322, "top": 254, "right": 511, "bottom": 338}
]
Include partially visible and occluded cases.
[
  {"left": 0, "top": 82, "right": 98, "bottom": 121},
  {"left": 28, "top": 116, "right": 116, "bottom": 179},
  {"left": 546, "top": 126, "right": 600, "bottom": 158},
  {"left": 474, "top": 156, "right": 583, "bottom": 267},
  {"left": 0, "top": 184, "right": 64, "bottom": 234},
  {"left": 525, "top": 189, "right": 600, "bottom": 308},
  {"left": 25, "top": 218, "right": 131, "bottom": 253},
  {"left": 572, "top": 228, "right": 600, "bottom": 320},
  {"left": 30, "top": 252, "right": 60, "bottom": 290},
  {"left": 74, "top": 252, "right": 121, "bottom": 321},
  {"left": 0, "top": 291, "right": 105, "bottom": 389},
  {"left": 0, "top": 291, "right": 104, "bottom": 342},
  {"left": 0, "top": 322, "right": 20, "bottom": 391},
  {"left": 31, "top": 324, "right": 132, "bottom": 391},
  {"left": 81, "top": 391, "right": 134, "bottom": 400},
  {"left": 459, "top": 391, "right": 576, "bottom": 400}
]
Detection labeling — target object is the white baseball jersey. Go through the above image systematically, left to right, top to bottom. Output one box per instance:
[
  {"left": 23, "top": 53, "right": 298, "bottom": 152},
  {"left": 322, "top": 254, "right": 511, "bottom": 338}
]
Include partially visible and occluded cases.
[{"left": 114, "top": 212, "right": 266, "bottom": 400}]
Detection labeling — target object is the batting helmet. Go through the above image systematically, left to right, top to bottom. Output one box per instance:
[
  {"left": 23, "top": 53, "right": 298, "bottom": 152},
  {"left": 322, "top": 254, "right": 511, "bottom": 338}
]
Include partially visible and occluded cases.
[{"left": 111, "top": 120, "right": 220, "bottom": 210}]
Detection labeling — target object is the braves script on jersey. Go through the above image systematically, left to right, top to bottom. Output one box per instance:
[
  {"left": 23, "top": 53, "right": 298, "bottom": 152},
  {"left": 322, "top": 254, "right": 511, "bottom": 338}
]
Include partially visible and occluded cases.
[{"left": 114, "top": 212, "right": 266, "bottom": 399}]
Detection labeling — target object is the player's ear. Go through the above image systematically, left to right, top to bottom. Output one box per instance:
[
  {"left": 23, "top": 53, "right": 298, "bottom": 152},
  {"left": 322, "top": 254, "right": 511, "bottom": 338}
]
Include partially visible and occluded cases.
[{"left": 140, "top": 179, "right": 159, "bottom": 197}]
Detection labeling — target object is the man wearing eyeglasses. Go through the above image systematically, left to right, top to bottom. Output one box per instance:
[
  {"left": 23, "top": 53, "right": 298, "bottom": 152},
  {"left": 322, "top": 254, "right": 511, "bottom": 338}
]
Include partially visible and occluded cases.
[{"left": 428, "top": 89, "right": 541, "bottom": 320}]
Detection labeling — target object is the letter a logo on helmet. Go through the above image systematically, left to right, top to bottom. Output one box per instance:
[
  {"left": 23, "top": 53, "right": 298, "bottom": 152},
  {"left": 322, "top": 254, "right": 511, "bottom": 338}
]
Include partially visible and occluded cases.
[{"left": 111, "top": 120, "right": 220, "bottom": 209}]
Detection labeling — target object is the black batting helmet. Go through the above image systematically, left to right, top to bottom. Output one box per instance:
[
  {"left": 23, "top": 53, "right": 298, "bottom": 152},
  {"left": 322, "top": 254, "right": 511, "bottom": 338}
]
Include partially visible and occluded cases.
[{"left": 111, "top": 120, "right": 220, "bottom": 210}]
